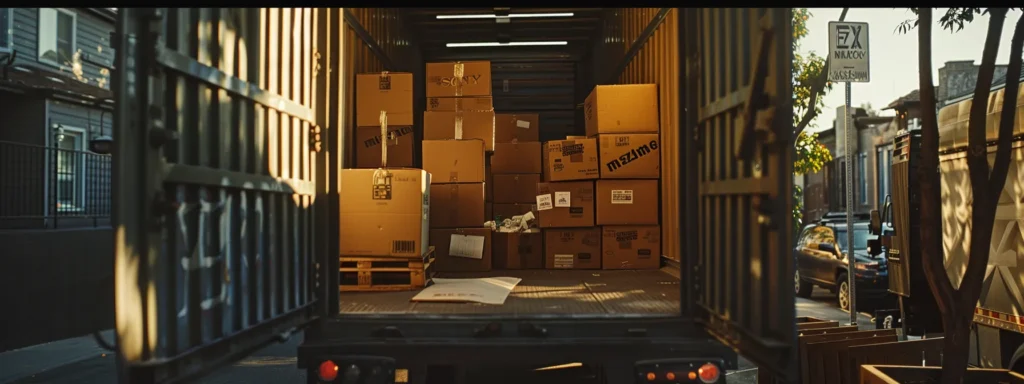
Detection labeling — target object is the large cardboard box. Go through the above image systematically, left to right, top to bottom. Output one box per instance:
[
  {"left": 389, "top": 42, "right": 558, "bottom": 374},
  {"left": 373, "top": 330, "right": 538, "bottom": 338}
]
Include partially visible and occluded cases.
[
  {"left": 426, "top": 61, "right": 492, "bottom": 98},
  {"left": 356, "top": 72, "right": 414, "bottom": 127},
  {"left": 583, "top": 84, "right": 659, "bottom": 137},
  {"left": 428, "top": 96, "right": 493, "bottom": 112},
  {"left": 423, "top": 110, "right": 496, "bottom": 151},
  {"left": 495, "top": 113, "right": 540, "bottom": 143},
  {"left": 355, "top": 126, "right": 415, "bottom": 168},
  {"left": 598, "top": 133, "right": 660, "bottom": 179},
  {"left": 542, "top": 138, "right": 599, "bottom": 182},
  {"left": 421, "top": 140, "right": 486, "bottom": 183},
  {"left": 491, "top": 142, "right": 542, "bottom": 174},
  {"left": 339, "top": 168, "right": 430, "bottom": 257},
  {"left": 492, "top": 173, "right": 541, "bottom": 204},
  {"left": 595, "top": 180, "right": 659, "bottom": 225},
  {"left": 536, "top": 181, "right": 595, "bottom": 228},
  {"left": 430, "top": 183, "right": 485, "bottom": 228},
  {"left": 492, "top": 203, "right": 538, "bottom": 222},
  {"left": 601, "top": 225, "right": 661, "bottom": 270},
  {"left": 431, "top": 228, "right": 493, "bottom": 272},
  {"left": 544, "top": 228, "right": 601, "bottom": 270},
  {"left": 494, "top": 231, "right": 544, "bottom": 269}
]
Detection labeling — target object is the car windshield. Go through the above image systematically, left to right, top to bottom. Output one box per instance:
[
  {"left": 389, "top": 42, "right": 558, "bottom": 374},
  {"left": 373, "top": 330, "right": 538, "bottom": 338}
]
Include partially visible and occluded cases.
[{"left": 835, "top": 228, "right": 872, "bottom": 251}]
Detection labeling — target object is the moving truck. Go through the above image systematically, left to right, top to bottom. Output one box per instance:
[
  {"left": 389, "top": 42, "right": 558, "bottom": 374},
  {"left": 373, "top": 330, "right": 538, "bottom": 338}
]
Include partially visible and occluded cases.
[
  {"left": 108, "top": 8, "right": 799, "bottom": 383},
  {"left": 871, "top": 85, "right": 1024, "bottom": 373}
]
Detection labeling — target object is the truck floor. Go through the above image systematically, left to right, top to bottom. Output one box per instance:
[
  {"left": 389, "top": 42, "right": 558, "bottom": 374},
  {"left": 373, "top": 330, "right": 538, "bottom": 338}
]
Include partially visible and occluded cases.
[{"left": 338, "top": 269, "right": 681, "bottom": 315}]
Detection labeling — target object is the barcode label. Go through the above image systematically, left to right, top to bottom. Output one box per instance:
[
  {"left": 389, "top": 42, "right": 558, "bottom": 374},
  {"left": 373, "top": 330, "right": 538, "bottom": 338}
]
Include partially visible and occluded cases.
[
  {"left": 610, "top": 189, "right": 634, "bottom": 204},
  {"left": 392, "top": 240, "right": 416, "bottom": 254},
  {"left": 553, "top": 254, "right": 574, "bottom": 269}
]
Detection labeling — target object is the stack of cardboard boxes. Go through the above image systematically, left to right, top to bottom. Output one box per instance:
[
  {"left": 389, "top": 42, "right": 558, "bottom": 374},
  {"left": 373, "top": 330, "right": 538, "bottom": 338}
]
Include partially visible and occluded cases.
[
  {"left": 421, "top": 61, "right": 495, "bottom": 272},
  {"left": 338, "top": 72, "right": 430, "bottom": 279},
  {"left": 534, "top": 84, "right": 662, "bottom": 270},
  {"left": 586, "top": 84, "right": 662, "bottom": 270},
  {"left": 490, "top": 113, "right": 543, "bottom": 269}
]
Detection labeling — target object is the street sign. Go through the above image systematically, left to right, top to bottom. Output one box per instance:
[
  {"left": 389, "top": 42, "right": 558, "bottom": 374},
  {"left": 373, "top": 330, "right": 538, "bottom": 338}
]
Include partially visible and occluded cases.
[{"left": 828, "top": 21, "right": 870, "bottom": 83}]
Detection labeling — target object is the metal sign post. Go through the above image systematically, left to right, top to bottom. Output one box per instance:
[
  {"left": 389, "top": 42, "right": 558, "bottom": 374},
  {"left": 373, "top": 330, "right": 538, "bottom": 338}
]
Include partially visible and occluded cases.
[{"left": 828, "top": 20, "right": 870, "bottom": 326}]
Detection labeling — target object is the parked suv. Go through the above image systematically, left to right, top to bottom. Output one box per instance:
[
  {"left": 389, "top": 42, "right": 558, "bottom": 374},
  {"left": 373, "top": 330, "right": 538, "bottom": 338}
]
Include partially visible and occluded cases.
[{"left": 793, "top": 213, "right": 890, "bottom": 311}]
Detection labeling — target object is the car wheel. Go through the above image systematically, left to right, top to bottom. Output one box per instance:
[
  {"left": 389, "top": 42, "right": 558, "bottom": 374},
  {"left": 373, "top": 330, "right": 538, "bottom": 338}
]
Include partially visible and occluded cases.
[
  {"left": 795, "top": 270, "right": 813, "bottom": 298},
  {"left": 837, "top": 272, "right": 851, "bottom": 311}
]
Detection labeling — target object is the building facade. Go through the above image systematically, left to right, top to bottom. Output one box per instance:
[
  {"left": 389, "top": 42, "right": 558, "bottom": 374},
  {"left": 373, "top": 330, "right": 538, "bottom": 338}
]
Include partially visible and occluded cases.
[{"left": 0, "top": 8, "right": 116, "bottom": 352}]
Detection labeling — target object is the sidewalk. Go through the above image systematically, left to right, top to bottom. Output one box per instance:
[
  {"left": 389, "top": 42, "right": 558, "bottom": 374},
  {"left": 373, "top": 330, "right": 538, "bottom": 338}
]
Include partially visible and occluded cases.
[{"left": 0, "top": 330, "right": 114, "bottom": 384}]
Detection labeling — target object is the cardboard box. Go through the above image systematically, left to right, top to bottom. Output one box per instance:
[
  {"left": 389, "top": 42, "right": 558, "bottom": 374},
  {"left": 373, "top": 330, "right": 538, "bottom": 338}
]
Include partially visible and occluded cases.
[
  {"left": 426, "top": 61, "right": 492, "bottom": 98},
  {"left": 356, "top": 72, "right": 414, "bottom": 127},
  {"left": 583, "top": 84, "right": 659, "bottom": 137},
  {"left": 428, "top": 96, "right": 493, "bottom": 111},
  {"left": 423, "top": 110, "right": 496, "bottom": 151},
  {"left": 495, "top": 113, "right": 540, "bottom": 143},
  {"left": 355, "top": 126, "right": 415, "bottom": 169},
  {"left": 598, "top": 133, "right": 660, "bottom": 179},
  {"left": 543, "top": 138, "right": 599, "bottom": 182},
  {"left": 421, "top": 140, "right": 486, "bottom": 183},
  {"left": 491, "top": 142, "right": 542, "bottom": 174},
  {"left": 485, "top": 164, "right": 494, "bottom": 201},
  {"left": 339, "top": 168, "right": 430, "bottom": 257},
  {"left": 493, "top": 173, "right": 541, "bottom": 204},
  {"left": 596, "top": 180, "right": 659, "bottom": 225},
  {"left": 536, "top": 181, "right": 595, "bottom": 228},
  {"left": 430, "top": 183, "right": 485, "bottom": 228},
  {"left": 493, "top": 203, "right": 538, "bottom": 222},
  {"left": 602, "top": 226, "right": 661, "bottom": 270},
  {"left": 431, "top": 228, "right": 492, "bottom": 272},
  {"left": 544, "top": 228, "right": 601, "bottom": 269},
  {"left": 494, "top": 231, "right": 544, "bottom": 269}
]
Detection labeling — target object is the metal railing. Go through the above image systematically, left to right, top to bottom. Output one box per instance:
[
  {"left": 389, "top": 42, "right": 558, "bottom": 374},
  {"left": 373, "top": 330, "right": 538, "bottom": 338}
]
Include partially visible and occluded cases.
[{"left": 0, "top": 140, "right": 112, "bottom": 229}]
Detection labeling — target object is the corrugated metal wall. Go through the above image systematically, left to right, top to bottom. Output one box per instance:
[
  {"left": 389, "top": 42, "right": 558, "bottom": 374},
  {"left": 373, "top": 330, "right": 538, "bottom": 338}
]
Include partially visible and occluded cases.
[
  {"left": 592, "top": 8, "right": 681, "bottom": 261},
  {"left": 342, "top": 9, "right": 421, "bottom": 167},
  {"left": 492, "top": 61, "right": 577, "bottom": 141}
]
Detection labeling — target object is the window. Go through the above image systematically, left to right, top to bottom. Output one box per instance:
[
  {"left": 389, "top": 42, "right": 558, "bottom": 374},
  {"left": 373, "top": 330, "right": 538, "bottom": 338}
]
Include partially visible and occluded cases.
[
  {"left": 0, "top": 8, "right": 11, "bottom": 52},
  {"left": 38, "top": 8, "right": 76, "bottom": 67},
  {"left": 54, "top": 127, "right": 86, "bottom": 213},
  {"left": 876, "top": 144, "right": 894, "bottom": 208},
  {"left": 858, "top": 152, "right": 868, "bottom": 206},
  {"left": 835, "top": 227, "right": 872, "bottom": 252}
]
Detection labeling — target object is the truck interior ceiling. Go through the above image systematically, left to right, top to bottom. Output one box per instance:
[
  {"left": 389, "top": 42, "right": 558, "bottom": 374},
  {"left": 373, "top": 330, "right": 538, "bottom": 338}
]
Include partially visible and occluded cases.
[{"left": 337, "top": 8, "right": 684, "bottom": 316}]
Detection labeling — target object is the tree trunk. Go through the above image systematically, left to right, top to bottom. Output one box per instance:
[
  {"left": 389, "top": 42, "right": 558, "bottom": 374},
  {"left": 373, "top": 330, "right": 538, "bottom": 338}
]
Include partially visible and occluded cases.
[{"left": 940, "top": 311, "right": 976, "bottom": 384}]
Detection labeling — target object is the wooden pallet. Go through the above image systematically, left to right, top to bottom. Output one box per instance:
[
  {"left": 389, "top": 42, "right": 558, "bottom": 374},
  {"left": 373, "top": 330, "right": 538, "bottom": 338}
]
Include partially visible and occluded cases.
[{"left": 339, "top": 246, "right": 435, "bottom": 292}]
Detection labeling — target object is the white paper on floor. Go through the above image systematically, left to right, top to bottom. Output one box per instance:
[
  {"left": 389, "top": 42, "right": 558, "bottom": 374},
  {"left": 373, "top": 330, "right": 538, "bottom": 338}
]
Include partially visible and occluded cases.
[{"left": 410, "top": 277, "right": 522, "bottom": 305}]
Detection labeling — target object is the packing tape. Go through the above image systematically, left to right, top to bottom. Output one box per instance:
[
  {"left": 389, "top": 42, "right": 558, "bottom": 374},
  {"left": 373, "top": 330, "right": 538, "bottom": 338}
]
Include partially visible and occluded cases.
[
  {"left": 453, "top": 62, "right": 464, "bottom": 97},
  {"left": 379, "top": 111, "right": 389, "bottom": 168},
  {"left": 454, "top": 111, "right": 464, "bottom": 139}
]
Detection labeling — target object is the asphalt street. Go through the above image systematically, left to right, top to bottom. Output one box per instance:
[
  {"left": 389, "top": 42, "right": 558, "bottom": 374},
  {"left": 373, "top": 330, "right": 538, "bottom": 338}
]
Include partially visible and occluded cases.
[{"left": 0, "top": 288, "right": 874, "bottom": 384}]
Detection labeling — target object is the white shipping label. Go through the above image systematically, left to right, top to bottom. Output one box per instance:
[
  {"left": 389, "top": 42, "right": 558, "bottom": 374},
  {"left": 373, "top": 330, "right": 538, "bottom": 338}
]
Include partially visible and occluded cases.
[
  {"left": 516, "top": 119, "right": 531, "bottom": 129},
  {"left": 610, "top": 190, "right": 634, "bottom": 204},
  {"left": 554, "top": 191, "right": 571, "bottom": 207},
  {"left": 536, "top": 194, "right": 554, "bottom": 211},
  {"left": 449, "top": 234, "right": 486, "bottom": 259},
  {"left": 553, "top": 254, "right": 574, "bottom": 269}
]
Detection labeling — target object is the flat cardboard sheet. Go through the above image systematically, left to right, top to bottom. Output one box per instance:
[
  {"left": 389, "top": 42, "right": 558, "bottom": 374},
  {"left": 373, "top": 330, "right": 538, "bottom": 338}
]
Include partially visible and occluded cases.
[{"left": 410, "top": 277, "right": 522, "bottom": 305}]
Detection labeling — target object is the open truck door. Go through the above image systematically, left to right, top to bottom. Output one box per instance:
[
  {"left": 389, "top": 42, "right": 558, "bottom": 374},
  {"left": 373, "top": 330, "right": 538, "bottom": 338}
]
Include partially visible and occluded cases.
[
  {"left": 111, "top": 8, "right": 336, "bottom": 382},
  {"left": 681, "top": 8, "right": 798, "bottom": 382}
]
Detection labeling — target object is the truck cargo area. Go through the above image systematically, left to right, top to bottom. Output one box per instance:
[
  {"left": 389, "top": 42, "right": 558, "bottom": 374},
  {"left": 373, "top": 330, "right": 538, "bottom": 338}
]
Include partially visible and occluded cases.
[{"left": 340, "top": 268, "right": 681, "bottom": 315}]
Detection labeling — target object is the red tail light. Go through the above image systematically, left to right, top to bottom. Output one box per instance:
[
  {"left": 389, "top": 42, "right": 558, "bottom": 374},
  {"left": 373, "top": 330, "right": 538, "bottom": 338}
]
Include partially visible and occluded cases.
[{"left": 319, "top": 360, "right": 339, "bottom": 381}]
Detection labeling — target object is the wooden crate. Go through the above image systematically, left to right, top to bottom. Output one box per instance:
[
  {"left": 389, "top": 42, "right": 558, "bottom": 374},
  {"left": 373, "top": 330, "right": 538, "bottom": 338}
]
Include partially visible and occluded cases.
[{"left": 339, "top": 246, "right": 435, "bottom": 292}]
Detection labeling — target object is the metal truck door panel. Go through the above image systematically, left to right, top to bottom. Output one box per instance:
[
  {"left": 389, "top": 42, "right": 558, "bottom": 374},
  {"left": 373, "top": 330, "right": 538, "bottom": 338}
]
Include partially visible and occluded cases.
[
  {"left": 112, "top": 8, "right": 330, "bottom": 382},
  {"left": 681, "top": 8, "right": 797, "bottom": 381}
]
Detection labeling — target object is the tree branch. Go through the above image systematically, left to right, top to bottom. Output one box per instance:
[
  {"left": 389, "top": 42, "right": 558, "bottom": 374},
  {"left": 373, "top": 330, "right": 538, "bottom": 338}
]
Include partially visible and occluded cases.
[
  {"left": 793, "top": 7, "right": 849, "bottom": 139},
  {"left": 915, "top": 7, "right": 958, "bottom": 314},
  {"left": 958, "top": 8, "right": 1010, "bottom": 308},
  {"left": 965, "top": 8, "right": 1007, "bottom": 189},
  {"left": 988, "top": 13, "right": 1024, "bottom": 199}
]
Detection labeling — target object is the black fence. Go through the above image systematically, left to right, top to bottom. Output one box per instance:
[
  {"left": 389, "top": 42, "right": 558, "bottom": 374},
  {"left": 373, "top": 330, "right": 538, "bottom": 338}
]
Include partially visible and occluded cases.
[{"left": 0, "top": 140, "right": 112, "bottom": 229}]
